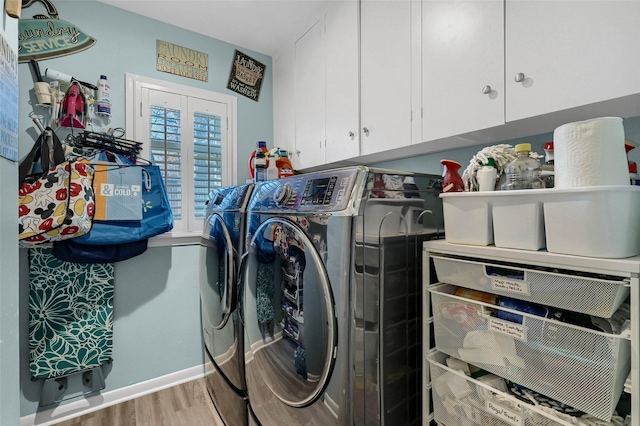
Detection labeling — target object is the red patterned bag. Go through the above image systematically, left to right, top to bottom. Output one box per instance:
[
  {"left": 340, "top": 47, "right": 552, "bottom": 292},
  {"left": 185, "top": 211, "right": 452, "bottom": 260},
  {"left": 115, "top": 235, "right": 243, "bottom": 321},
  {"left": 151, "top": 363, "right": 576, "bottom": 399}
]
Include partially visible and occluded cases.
[{"left": 18, "top": 129, "right": 95, "bottom": 247}]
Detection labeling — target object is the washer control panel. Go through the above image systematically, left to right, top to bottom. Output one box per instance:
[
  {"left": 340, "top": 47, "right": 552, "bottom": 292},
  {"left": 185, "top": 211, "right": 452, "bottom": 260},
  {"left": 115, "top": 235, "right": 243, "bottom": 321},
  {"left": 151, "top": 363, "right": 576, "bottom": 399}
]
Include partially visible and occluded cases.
[{"left": 249, "top": 168, "right": 362, "bottom": 212}]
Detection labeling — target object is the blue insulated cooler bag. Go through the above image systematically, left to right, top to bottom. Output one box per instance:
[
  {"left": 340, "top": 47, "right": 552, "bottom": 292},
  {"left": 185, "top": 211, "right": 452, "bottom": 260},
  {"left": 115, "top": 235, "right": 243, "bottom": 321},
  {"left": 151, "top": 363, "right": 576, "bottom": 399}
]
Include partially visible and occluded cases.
[{"left": 73, "top": 164, "right": 173, "bottom": 245}]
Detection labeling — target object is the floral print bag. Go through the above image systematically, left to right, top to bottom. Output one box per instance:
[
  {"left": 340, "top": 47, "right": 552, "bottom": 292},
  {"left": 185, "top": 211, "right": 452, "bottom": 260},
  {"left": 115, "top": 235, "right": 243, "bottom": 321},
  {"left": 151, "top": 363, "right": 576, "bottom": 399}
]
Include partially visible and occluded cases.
[
  {"left": 18, "top": 129, "right": 95, "bottom": 247},
  {"left": 28, "top": 247, "right": 114, "bottom": 379}
]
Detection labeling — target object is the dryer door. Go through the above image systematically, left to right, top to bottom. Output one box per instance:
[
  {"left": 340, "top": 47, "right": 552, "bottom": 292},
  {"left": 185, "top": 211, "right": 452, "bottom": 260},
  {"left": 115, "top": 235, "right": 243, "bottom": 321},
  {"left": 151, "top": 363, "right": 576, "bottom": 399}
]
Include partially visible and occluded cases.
[
  {"left": 201, "top": 211, "right": 244, "bottom": 394},
  {"left": 241, "top": 216, "right": 338, "bottom": 416}
]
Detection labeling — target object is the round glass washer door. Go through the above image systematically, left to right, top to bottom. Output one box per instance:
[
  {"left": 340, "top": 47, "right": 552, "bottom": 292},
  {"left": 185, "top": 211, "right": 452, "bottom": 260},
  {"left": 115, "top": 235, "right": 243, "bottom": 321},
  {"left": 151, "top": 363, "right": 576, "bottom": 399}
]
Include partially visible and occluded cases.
[
  {"left": 202, "top": 212, "right": 237, "bottom": 331},
  {"left": 241, "top": 217, "right": 337, "bottom": 408}
]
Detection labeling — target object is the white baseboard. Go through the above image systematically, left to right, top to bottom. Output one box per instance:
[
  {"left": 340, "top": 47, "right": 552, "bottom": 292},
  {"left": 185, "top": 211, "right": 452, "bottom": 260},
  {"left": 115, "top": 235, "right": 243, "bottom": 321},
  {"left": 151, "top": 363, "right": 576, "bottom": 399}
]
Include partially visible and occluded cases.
[{"left": 20, "top": 364, "right": 208, "bottom": 426}]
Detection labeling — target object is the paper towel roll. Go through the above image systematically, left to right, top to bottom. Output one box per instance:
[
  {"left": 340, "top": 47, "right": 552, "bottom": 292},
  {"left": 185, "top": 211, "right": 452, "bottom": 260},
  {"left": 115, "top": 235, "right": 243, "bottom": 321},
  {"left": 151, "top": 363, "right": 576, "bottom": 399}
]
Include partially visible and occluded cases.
[{"left": 553, "top": 117, "right": 628, "bottom": 188}]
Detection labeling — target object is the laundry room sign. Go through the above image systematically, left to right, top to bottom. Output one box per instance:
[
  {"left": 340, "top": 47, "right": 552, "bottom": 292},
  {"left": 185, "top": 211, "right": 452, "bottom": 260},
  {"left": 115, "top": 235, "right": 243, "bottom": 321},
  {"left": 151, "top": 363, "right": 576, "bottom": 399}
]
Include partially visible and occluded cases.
[
  {"left": 17, "top": 0, "right": 96, "bottom": 63},
  {"left": 0, "top": 34, "right": 18, "bottom": 162},
  {"left": 156, "top": 40, "right": 208, "bottom": 82},
  {"left": 227, "top": 50, "right": 265, "bottom": 102}
]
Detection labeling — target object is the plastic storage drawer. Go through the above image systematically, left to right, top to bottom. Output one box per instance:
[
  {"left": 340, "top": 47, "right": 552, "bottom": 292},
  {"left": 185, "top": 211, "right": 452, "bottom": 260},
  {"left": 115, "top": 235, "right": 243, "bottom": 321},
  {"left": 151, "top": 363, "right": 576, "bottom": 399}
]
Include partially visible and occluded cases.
[
  {"left": 432, "top": 255, "right": 629, "bottom": 318},
  {"left": 430, "top": 284, "right": 630, "bottom": 421},
  {"left": 429, "top": 351, "right": 575, "bottom": 426}
]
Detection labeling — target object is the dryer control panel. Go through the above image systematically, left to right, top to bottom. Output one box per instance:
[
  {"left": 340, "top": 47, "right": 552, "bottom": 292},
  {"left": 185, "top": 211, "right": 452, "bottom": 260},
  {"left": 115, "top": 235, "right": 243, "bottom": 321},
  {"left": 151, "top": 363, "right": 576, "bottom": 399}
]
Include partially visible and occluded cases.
[{"left": 248, "top": 167, "right": 363, "bottom": 213}]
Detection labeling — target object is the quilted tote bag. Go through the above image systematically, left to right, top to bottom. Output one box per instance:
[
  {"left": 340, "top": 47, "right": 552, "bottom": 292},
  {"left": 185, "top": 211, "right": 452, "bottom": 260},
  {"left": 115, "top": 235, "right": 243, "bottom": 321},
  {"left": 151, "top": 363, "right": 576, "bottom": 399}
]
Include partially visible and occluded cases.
[
  {"left": 19, "top": 129, "right": 95, "bottom": 247},
  {"left": 73, "top": 163, "right": 173, "bottom": 245},
  {"left": 28, "top": 247, "right": 114, "bottom": 379}
]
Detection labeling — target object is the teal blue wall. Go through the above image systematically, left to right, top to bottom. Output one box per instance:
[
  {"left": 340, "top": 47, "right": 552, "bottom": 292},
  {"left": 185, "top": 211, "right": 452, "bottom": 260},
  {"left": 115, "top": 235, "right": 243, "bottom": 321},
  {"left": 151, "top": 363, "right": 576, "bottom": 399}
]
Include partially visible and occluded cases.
[
  {"left": 17, "top": 0, "right": 272, "bottom": 418},
  {"left": 1, "top": 10, "right": 20, "bottom": 426}
]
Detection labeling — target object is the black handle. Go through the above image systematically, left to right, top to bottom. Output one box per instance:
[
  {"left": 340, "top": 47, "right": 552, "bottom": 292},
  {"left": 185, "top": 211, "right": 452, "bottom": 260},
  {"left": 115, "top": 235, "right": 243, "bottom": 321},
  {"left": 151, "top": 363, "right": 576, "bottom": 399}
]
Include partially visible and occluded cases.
[{"left": 29, "top": 59, "right": 42, "bottom": 82}]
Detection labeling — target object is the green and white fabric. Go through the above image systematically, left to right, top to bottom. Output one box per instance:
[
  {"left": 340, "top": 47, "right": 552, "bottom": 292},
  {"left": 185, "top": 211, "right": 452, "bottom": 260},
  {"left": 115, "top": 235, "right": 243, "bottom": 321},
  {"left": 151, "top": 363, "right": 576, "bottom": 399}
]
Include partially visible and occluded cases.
[{"left": 28, "top": 248, "right": 114, "bottom": 379}]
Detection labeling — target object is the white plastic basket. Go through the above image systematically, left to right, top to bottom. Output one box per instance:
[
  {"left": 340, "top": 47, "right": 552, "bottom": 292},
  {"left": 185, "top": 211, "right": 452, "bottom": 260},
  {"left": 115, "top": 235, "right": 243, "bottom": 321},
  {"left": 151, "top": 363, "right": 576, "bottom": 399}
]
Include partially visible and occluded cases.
[
  {"left": 543, "top": 185, "right": 640, "bottom": 258},
  {"left": 491, "top": 189, "right": 546, "bottom": 251},
  {"left": 440, "top": 192, "right": 493, "bottom": 246},
  {"left": 432, "top": 255, "right": 630, "bottom": 318},
  {"left": 429, "top": 284, "right": 630, "bottom": 421},
  {"left": 429, "top": 351, "right": 582, "bottom": 426}
]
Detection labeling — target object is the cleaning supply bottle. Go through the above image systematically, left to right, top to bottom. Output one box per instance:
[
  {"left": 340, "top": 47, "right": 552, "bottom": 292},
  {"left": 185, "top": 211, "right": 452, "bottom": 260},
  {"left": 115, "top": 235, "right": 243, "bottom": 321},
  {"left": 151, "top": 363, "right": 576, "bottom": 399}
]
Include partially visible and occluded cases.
[
  {"left": 96, "top": 75, "right": 111, "bottom": 116},
  {"left": 248, "top": 141, "right": 269, "bottom": 180},
  {"left": 501, "top": 143, "right": 545, "bottom": 190},
  {"left": 275, "top": 149, "right": 294, "bottom": 178},
  {"left": 254, "top": 150, "right": 267, "bottom": 182},
  {"left": 267, "top": 153, "right": 279, "bottom": 180},
  {"left": 476, "top": 157, "right": 498, "bottom": 191},
  {"left": 441, "top": 159, "right": 464, "bottom": 192}
]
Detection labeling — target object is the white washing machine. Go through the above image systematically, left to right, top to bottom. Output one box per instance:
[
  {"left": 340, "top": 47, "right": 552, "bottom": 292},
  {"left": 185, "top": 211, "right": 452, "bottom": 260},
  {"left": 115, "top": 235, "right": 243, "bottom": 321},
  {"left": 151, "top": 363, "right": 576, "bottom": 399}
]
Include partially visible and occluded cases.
[{"left": 238, "top": 167, "right": 443, "bottom": 425}]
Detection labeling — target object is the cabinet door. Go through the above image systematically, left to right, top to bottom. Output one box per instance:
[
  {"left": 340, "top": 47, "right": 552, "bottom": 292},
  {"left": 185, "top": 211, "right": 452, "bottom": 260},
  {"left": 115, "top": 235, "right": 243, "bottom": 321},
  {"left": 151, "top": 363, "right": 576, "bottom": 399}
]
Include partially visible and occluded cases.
[
  {"left": 324, "top": 0, "right": 360, "bottom": 164},
  {"left": 360, "top": 0, "right": 413, "bottom": 156},
  {"left": 422, "top": 0, "right": 504, "bottom": 141},
  {"left": 506, "top": 0, "right": 640, "bottom": 122},
  {"left": 294, "top": 20, "right": 325, "bottom": 169}
]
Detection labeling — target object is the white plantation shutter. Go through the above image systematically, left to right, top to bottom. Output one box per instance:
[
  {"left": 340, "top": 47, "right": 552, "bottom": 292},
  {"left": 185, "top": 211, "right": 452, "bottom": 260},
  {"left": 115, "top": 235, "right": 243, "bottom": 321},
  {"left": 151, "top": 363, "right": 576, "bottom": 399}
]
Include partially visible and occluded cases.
[
  {"left": 129, "top": 74, "right": 236, "bottom": 241},
  {"left": 149, "top": 104, "right": 183, "bottom": 220},
  {"left": 193, "top": 111, "right": 223, "bottom": 219}
]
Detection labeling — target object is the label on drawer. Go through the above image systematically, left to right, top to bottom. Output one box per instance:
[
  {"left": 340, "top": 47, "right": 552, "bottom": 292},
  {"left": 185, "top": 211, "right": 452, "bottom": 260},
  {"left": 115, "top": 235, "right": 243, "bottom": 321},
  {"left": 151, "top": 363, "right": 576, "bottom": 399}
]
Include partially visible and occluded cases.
[
  {"left": 491, "top": 277, "right": 530, "bottom": 295},
  {"left": 488, "top": 317, "right": 527, "bottom": 341},
  {"left": 486, "top": 401, "right": 522, "bottom": 426}
]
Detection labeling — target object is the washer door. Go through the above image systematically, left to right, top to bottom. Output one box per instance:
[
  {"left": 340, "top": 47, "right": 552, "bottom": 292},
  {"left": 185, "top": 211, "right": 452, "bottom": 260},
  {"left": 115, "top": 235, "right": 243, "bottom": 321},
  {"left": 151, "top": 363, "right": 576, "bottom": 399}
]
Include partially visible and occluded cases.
[
  {"left": 201, "top": 212, "right": 237, "bottom": 333},
  {"left": 241, "top": 217, "right": 337, "bottom": 409}
]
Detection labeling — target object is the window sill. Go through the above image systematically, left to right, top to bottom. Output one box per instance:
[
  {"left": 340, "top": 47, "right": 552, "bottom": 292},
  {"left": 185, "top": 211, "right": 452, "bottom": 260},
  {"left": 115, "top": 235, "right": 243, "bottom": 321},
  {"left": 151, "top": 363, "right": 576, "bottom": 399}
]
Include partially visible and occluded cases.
[{"left": 148, "top": 232, "right": 201, "bottom": 247}]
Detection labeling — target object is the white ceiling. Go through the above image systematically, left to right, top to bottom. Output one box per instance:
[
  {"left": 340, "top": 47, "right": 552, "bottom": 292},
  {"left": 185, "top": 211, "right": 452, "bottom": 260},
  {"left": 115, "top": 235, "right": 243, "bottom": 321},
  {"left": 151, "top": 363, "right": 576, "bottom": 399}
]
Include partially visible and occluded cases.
[{"left": 97, "top": 0, "right": 338, "bottom": 57}]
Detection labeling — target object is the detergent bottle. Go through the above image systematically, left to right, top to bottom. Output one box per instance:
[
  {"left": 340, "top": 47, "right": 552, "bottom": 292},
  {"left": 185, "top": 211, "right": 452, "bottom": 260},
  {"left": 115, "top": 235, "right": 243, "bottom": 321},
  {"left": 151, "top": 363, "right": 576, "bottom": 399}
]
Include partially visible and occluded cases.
[
  {"left": 96, "top": 75, "right": 111, "bottom": 116},
  {"left": 248, "top": 141, "right": 269, "bottom": 180},
  {"left": 275, "top": 149, "right": 294, "bottom": 178}
]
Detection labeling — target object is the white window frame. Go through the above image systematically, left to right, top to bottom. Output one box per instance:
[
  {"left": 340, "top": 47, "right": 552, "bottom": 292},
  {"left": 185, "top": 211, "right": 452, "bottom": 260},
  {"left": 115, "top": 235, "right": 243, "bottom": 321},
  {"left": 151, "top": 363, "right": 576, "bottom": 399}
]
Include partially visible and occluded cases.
[{"left": 125, "top": 73, "right": 238, "bottom": 246}]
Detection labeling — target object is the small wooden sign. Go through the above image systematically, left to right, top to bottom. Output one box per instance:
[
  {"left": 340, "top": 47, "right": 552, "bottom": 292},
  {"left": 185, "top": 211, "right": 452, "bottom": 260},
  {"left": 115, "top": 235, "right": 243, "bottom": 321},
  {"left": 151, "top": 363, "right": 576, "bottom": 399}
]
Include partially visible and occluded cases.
[
  {"left": 156, "top": 40, "right": 208, "bottom": 82},
  {"left": 227, "top": 50, "right": 265, "bottom": 102}
]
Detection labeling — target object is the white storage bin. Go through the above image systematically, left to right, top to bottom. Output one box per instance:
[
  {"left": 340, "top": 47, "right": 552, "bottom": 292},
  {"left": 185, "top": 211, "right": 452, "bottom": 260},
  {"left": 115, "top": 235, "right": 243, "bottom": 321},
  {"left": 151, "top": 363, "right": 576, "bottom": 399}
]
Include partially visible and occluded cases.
[
  {"left": 543, "top": 185, "right": 640, "bottom": 258},
  {"left": 491, "top": 189, "right": 546, "bottom": 251},
  {"left": 440, "top": 192, "right": 493, "bottom": 246},
  {"left": 432, "top": 255, "right": 630, "bottom": 318},
  {"left": 430, "top": 284, "right": 630, "bottom": 421},
  {"left": 429, "top": 351, "right": 585, "bottom": 426}
]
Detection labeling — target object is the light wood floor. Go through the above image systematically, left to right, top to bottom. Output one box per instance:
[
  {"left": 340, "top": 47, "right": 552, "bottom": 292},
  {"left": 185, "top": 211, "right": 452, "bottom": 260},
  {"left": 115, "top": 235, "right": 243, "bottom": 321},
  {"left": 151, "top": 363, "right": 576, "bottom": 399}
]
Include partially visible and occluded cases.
[{"left": 54, "top": 378, "right": 225, "bottom": 426}]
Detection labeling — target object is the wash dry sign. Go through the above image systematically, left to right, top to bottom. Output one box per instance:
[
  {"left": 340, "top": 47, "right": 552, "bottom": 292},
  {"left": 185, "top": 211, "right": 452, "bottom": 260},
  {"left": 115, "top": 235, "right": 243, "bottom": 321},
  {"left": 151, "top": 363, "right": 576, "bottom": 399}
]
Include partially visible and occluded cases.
[
  {"left": 157, "top": 40, "right": 208, "bottom": 82},
  {"left": 227, "top": 50, "right": 265, "bottom": 102}
]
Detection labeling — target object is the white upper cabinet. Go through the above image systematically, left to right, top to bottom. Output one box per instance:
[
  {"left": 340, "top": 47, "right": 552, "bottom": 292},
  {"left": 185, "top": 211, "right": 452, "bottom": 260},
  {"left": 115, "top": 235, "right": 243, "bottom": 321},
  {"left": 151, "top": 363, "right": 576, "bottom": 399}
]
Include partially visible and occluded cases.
[
  {"left": 325, "top": 0, "right": 360, "bottom": 164},
  {"left": 360, "top": 0, "right": 414, "bottom": 156},
  {"left": 421, "top": 0, "right": 504, "bottom": 141},
  {"left": 505, "top": 0, "right": 640, "bottom": 122},
  {"left": 294, "top": 20, "right": 325, "bottom": 170}
]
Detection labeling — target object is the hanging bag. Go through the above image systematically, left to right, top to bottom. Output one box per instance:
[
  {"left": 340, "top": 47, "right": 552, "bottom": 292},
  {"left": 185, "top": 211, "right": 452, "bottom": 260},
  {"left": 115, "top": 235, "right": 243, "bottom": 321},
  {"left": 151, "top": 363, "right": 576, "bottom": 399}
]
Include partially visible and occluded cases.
[
  {"left": 18, "top": 128, "right": 95, "bottom": 247},
  {"left": 91, "top": 151, "right": 143, "bottom": 221},
  {"left": 73, "top": 159, "right": 173, "bottom": 245}
]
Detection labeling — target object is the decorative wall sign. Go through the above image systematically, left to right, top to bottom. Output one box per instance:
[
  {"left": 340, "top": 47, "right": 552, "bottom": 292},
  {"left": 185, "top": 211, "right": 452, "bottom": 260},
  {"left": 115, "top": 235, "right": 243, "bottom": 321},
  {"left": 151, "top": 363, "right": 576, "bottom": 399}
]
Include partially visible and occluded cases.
[
  {"left": 18, "top": 0, "right": 96, "bottom": 63},
  {"left": 0, "top": 34, "right": 19, "bottom": 162},
  {"left": 156, "top": 40, "right": 208, "bottom": 82},
  {"left": 227, "top": 50, "right": 265, "bottom": 102}
]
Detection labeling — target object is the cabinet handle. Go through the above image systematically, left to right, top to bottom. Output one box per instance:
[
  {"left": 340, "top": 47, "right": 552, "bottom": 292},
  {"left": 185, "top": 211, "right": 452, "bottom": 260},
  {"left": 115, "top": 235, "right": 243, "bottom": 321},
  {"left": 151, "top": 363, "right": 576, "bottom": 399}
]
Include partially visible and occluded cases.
[
  {"left": 515, "top": 72, "right": 526, "bottom": 83},
  {"left": 482, "top": 85, "right": 492, "bottom": 95},
  {"left": 363, "top": 127, "right": 370, "bottom": 136},
  {"left": 348, "top": 131, "right": 355, "bottom": 139},
  {"left": 295, "top": 150, "right": 301, "bottom": 157}
]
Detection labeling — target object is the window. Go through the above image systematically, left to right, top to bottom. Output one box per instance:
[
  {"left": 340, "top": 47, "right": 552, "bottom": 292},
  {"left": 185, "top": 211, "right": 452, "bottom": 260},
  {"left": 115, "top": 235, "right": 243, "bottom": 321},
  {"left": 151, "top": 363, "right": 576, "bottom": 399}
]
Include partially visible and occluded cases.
[{"left": 126, "top": 74, "right": 238, "bottom": 245}]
